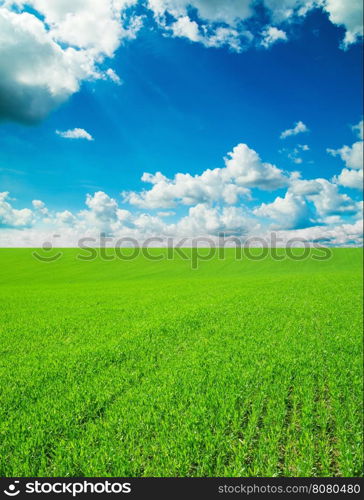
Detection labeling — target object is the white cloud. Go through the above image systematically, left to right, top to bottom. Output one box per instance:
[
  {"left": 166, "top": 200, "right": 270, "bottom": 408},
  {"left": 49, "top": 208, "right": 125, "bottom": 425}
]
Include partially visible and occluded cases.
[
  {"left": 14, "top": 0, "right": 139, "bottom": 54},
  {"left": 148, "top": 0, "right": 363, "bottom": 52},
  {"left": 263, "top": 0, "right": 363, "bottom": 48},
  {"left": 263, "top": 0, "right": 315, "bottom": 23},
  {"left": 324, "top": 0, "right": 363, "bottom": 48},
  {"left": 0, "top": 1, "right": 138, "bottom": 123},
  {"left": 147, "top": 1, "right": 280, "bottom": 52},
  {"left": 151, "top": 2, "right": 250, "bottom": 51},
  {"left": 0, "top": 8, "right": 94, "bottom": 123},
  {"left": 119, "top": 13, "right": 145, "bottom": 40},
  {"left": 171, "top": 15, "right": 200, "bottom": 41},
  {"left": 202, "top": 26, "right": 247, "bottom": 52},
  {"left": 261, "top": 26, "right": 287, "bottom": 48},
  {"left": 105, "top": 68, "right": 122, "bottom": 85},
  {"left": 0, "top": 117, "right": 362, "bottom": 245},
  {"left": 329, "top": 119, "right": 363, "bottom": 191},
  {"left": 352, "top": 119, "right": 364, "bottom": 140},
  {"left": 280, "top": 121, "right": 309, "bottom": 139},
  {"left": 56, "top": 128, "right": 94, "bottom": 141},
  {"left": 327, "top": 141, "right": 363, "bottom": 169},
  {"left": 123, "top": 143, "right": 291, "bottom": 209},
  {"left": 223, "top": 143, "right": 291, "bottom": 190},
  {"left": 333, "top": 168, "right": 363, "bottom": 190},
  {"left": 123, "top": 169, "right": 250, "bottom": 209},
  {"left": 256, "top": 174, "right": 362, "bottom": 228},
  {"left": 289, "top": 178, "right": 322, "bottom": 196},
  {"left": 306, "top": 178, "right": 359, "bottom": 216},
  {"left": 0, "top": 179, "right": 362, "bottom": 246},
  {"left": 0, "top": 191, "right": 34, "bottom": 227},
  {"left": 79, "top": 191, "right": 132, "bottom": 234},
  {"left": 85, "top": 191, "right": 118, "bottom": 217},
  {"left": 254, "top": 192, "right": 312, "bottom": 229},
  {"left": 32, "top": 199, "right": 48, "bottom": 215},
  {"left": 32, "top": 200, "right": 45, "bottom": 210},
  {"left": 175, "top": 203, "right": 253, "bottom": 236},
  {"left": 55, "top": 210, "right": 77, "bottom": 226},
  {"left": 133, "top": 213, "right": 169, "bottom": 235},
  {"left": 269, "top": 218, "right": 363, "bottom": 246}
]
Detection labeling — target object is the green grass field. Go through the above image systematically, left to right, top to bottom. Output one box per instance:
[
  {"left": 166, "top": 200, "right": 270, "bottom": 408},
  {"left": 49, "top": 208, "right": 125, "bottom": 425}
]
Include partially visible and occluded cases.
[{"left": 0, "top": 248, "right": 362, "bottom": 477}]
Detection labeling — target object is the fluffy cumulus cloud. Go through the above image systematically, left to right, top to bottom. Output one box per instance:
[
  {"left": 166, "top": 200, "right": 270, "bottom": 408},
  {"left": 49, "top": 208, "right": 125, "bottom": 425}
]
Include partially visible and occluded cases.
[
  {"left": 0, "top": 0, "right": 140, "bottom": 123},
  {"left": 324, "top": 0, "right": 363, "bottom": 48},
  {"left": 329, "top": 119, "right": 363, "bottom": 190},
  {"left": 56, "top": 128, "right": 94, "bottom": 141},
  {"left": 328, "top": 141, "right": 363, "bottom": 170},
  {"left": 123, "top": 143, "right": 291, "bottom": 209},
  {"left": 223, "top": 144, "right": 291, "bottom": 190},
  {"left": 334, "top": 168, "right": 363, "bottom": 190},
  {"left": 252, "top": 172, "right": 361, "bottom": 231},
  {"left": 284, "top": 174, "right": 360, "bottom": 218},
  {"left": 305, "top": 178, "right": 360, "bottom": 217},
  {"left": 80, "top": 191, "right": 132, "bottom": 234},
  {"left": 0, "top": 192, "right": 34, "bottom": 227},
  {"left": 254, "top": 192, "right": 313, "bottom": 230},
  {"left": 175, "top": 203, "right": 254, "bottom": 237},
  {"left": 55, "top": 210, "right": 77, "bottom": 226}
]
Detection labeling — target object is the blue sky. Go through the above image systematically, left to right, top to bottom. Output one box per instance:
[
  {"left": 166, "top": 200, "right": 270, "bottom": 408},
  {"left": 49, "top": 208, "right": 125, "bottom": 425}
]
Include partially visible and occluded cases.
[{"left": 0, "top": 0, "right": 363, "bottom": 245}]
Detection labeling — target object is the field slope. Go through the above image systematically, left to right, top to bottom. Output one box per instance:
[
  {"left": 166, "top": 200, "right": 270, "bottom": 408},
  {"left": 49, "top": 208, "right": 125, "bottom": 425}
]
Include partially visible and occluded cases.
[{"left": 0, "top": 248, "right": 362, "bottom": 477}]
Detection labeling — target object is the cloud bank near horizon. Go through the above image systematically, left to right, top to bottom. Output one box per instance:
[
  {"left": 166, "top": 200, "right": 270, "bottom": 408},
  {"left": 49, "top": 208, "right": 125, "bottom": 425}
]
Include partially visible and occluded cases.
[{"left": 1, "top": 119, "right": 362, "bottom": 247}]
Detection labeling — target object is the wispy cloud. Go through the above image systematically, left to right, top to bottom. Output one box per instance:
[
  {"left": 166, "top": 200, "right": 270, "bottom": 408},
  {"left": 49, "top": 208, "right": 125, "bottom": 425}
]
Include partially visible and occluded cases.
[
  {"left": 280, "top": 121, "right": 309, "bottom": 139},
  {"left": 56, "top": 128, "right": 94, "bottom": 141}
]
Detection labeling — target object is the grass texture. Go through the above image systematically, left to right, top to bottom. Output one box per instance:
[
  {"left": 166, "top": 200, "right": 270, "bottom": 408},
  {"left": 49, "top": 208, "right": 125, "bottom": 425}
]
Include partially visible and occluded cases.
[{"left": 0, "top": 248, "right": 362, "bottom": 477}]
